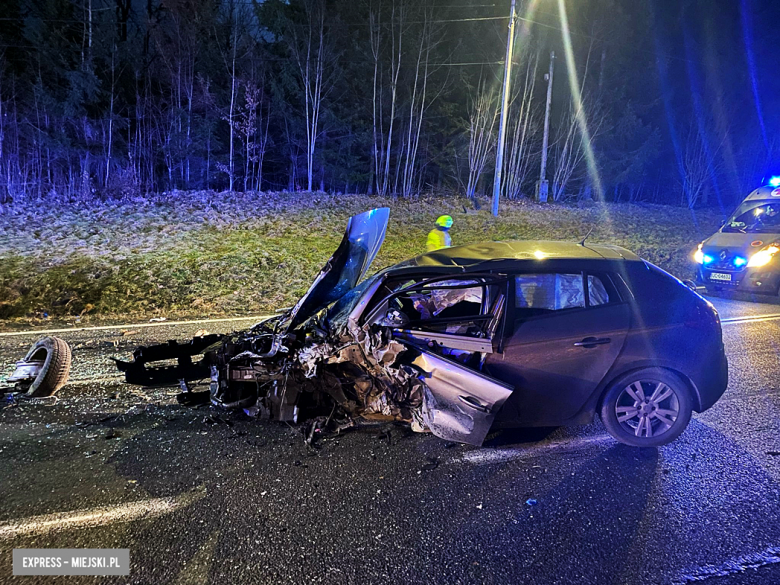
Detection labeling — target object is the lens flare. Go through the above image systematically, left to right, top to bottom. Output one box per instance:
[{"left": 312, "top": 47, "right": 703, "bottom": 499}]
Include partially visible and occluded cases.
[
  {"left": 556, "top": 0, "right": 603, "bottom": 199},
  {"left": 740, "top": 0, "right": 769, "bottom": 149},
  {"left": 748, "top": 246, "right": 780, "bottom": 268}
]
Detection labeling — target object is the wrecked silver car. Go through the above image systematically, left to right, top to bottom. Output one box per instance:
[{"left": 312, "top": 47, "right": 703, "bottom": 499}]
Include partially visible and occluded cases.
[{"left": 116, "top": 208, "right": 728, "bottom": 447}]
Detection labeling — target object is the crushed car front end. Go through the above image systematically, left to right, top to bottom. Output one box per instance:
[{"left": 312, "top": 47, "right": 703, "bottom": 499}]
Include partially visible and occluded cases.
[{"left": 115, "top": 209, "right": 514, "bottom": 446}]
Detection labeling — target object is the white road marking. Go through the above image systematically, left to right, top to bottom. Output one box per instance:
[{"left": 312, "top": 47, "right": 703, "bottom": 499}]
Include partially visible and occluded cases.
[
  {"left": 0, "top": 308, "right": 774, "bottom": 338},
  {"left": 722, "top": 313, "right": 780, "bottom": 325},
  {"left": 0, "top": 315, "right": 272, "bottom": 338},
  {"left": 65, "top": 376, "right": 125, "bottom": 386},
  {"left": 453, "top": 435, "right": 613, "bottom": 466},
  {"left": 0, "top": 488, "right": 206, "bottom": 540},
  {"left": 672, "top": 546, "right": 780, "bottom": 584}
]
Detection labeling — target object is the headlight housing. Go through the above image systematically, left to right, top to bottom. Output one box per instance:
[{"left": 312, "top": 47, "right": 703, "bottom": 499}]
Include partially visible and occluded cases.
[
  {"left": 694, "top": 243, "right": 714, "bottom": 265},
  {"left": 694, "top": 244, "right": 704, "bottom": 264},
  {"left": 748, "top": 245, "right": 780, "bottom": 268}
]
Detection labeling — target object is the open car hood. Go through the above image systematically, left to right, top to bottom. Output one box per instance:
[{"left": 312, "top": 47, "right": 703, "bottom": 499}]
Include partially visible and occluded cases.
[{"left": 284, "top": 208, "right": 390, "bottom": 332}]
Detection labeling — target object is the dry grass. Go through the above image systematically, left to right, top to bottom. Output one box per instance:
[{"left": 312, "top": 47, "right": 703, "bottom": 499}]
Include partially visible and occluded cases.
[{"left": 0, "top": 191, "right": 724, "bottom": 325}]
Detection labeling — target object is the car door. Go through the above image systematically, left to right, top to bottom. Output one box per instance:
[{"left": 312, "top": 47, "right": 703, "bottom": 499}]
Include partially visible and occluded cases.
[
  {"left": 484, "top": 270, "right": 630, "bottom": 426},
  {"left": 360, "top": 274, "right": 514, "bottom": 446},
  {"left": 410, "top": 348, "right": 514, "bottom": 446}
]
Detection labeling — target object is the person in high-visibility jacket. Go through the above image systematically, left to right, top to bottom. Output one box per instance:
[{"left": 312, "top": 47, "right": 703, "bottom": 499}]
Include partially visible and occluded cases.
[{"left": 426, "top": 215, "right": 453, "bottom": 252}]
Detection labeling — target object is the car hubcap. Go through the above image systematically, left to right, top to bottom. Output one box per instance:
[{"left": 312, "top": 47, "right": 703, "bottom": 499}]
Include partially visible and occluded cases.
[{"left": 615, "top": 380, "right": 680, "bottom": 439}]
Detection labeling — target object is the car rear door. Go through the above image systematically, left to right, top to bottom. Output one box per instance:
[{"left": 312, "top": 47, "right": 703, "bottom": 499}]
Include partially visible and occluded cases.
[{"left": 484, "top": 270, "right": 630, "bottom": 426}]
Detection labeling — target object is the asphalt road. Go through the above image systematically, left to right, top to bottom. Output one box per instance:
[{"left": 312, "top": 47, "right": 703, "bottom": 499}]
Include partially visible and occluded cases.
[{"left": 3, "top": 294, "right": 780, "bottom": 585}]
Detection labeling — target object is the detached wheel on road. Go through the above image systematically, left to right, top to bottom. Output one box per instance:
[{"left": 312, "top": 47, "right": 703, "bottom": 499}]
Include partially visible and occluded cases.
[
  {"left": 18, "top": 336, "right": 72, "bottom": 397},
  {"left": 600, "top": 368, "right": 692, "bottom": 447}
]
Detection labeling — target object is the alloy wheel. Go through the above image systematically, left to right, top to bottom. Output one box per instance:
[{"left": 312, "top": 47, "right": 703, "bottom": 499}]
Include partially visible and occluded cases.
[{"left": 615, "top": 380, "right": 680, "bottom": 439}]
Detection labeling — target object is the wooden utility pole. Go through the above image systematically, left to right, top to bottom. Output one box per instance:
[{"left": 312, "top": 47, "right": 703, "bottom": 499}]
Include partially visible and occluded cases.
[
  {"left": 491, "top": 0, "right": 517, "bottom": 216},
  {"left": 537, "top": 50, "right": 555, "bottom": 202}
]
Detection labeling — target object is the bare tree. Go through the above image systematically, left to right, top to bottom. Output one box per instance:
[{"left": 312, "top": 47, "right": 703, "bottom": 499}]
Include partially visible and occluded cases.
[
  {"left": 152, "top": 0, "right": 200, "bottom": 189},
  {"left": 286, "top": 0, "right": 339, "bottom": 192},
  {"left": 370, "top": 0, "right": 442, "bottom": 198},
  {"left": 371, "top": 0, "right": 406, "bottom": 196},
  {"left": 369, "top": 5, "right": 382, "bottom": 194},
  {"left": 401, "top": 5, "right": 439, "bottom": 198},
  {"left": 228, "top": 20, "right": 238, "bottom": 191},
  {"left": 105, "top": 45, "right": 116, "bottom": 188},
  {"left": 503, "top": 54, "right": 540, "bottom": 200},
  {"left": 0, "top": 57, "right": 13, "bottom": 203},
  {"left": 0, "top": 58, "right": 6, "bottom": 192},
  {"left": 464, "top": 78, "right": 498, "bottom": 201},
  {"left": 236, "top": 79, "right": 271, "bottom": 191},
  {"left": 238, "top": 81, "right": 257, "bottom": 191},
  {"left": 550, "top": 90, "right": 606, "bottom": 201},
  {"left": 551, "top": 105, "right": 584, "bottom": 201},
  {"left": 680, "top": 123, "right": 713, "bottom": 209}
]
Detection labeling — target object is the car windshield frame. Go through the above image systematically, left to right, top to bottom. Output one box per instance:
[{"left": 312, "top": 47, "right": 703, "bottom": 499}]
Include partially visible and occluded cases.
[
  {"left": 723, "top": 201, "right": 780, "bottom": 234},
  {"left": 325, "top": 272, "right": 383, "bottom": 331}
]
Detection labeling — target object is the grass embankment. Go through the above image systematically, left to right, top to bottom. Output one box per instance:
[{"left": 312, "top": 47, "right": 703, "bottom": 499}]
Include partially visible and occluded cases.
[{"left": 0, "top": 191, "right": 723, "bottom": 326}]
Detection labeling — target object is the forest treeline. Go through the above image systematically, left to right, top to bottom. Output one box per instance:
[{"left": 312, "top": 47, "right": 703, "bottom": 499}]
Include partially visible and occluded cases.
[{"left": 0, "top": 0, "right": 775, "bottom": 208}]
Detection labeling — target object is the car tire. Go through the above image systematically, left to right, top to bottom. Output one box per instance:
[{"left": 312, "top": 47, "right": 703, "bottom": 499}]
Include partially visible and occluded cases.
[
  {"left": 23, "top": 336, "right": 72, "bottom": 397},
  {"left": 600, "top": 368, "right": 692, "bottom": 447}
]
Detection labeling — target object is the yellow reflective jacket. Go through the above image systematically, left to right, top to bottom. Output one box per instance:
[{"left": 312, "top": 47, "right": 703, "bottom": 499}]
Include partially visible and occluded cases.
[{"left": 426, "top": 228, "right": 452, "bottom": 252}]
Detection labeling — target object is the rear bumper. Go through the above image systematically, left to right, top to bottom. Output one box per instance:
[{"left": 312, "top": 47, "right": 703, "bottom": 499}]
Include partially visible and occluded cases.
[
  {"left": 696, "top": 266, "right": 780, "bottom": 294},
  {"left": 693, "top": 343, "right": 728, "bottom": 412}
]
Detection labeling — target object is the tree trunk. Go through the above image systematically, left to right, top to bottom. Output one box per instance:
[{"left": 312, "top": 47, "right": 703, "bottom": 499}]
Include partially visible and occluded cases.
[{"left": 228, "top": 23, "right": 237, "bottom": 192}]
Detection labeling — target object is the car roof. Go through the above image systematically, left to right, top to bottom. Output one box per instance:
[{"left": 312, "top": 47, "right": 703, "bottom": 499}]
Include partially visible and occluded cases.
[
  {"left": 742, "top": 185, "right": 780, "bottom": 203},
  {"left": 404, "top": 239, "right": 642, "bottom": 270}
]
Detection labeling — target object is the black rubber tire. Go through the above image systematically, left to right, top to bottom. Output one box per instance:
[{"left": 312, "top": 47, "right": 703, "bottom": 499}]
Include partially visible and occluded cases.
[
  {"left": 23, "top": 336, "right": 72, "bottom": 397},
  {"left": 600, "top": 367, "right": 693, "bottom": 447}
]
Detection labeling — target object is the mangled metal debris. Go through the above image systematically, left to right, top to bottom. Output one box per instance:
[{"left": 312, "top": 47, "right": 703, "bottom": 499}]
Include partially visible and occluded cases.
[{"left": 116, "top": 208, "right": 513, "bottom": 446}]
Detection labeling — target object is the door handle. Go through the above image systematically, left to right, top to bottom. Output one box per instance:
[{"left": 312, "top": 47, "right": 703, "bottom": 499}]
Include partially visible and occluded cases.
[
  {"left": 573, "top": 337, "right": 611, "bottom": 348},
  {"left": 458, "top": 395, "right": 490, "bottom": 413}
]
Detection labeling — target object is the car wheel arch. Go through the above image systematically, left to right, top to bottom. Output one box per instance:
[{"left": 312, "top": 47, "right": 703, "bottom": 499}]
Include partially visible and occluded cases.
[{"left": 596, "top": 364, "right": 702, "bottom": 414}]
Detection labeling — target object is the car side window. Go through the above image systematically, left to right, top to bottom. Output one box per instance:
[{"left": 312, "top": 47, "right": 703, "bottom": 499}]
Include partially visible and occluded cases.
[
  {"left": 513, "top": 272, "right": 621, "bottom": 319},
  {"left": 585, "top": 272, "right": 624, "bottom": 307},
  {"left": 515, "top": 273, "right": 585, "bottom": 316},
  {"left": 587, "top": 274, "right": 610, "bottom": 306},
  {"left": 363, "top": 276, "right": 507, "bottom": 340},
  {"left": 400, "top": 279, "right": 488, "bottom": 336},
  {"left": 410, "top": 280, "right": 483, "bottom": 320}
]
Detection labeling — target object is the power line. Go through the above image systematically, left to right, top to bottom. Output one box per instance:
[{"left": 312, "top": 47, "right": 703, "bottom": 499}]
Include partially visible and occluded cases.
[
  {"left": 0, "top": 9, "right": 699, "bottom": 66},
  {"left": 0, "top": 14, "right": 508, "bottom": 24}
]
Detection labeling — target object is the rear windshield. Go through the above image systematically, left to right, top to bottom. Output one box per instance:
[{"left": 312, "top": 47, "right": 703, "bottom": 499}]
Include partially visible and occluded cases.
[{"left": 723, "top": 201, "right": 780, "bottom": 233}]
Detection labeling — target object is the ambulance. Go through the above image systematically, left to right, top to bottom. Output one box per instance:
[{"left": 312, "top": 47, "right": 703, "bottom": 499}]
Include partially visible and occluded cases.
[{"left": 695, "top": 179, "right": 780, "bottom": 295}]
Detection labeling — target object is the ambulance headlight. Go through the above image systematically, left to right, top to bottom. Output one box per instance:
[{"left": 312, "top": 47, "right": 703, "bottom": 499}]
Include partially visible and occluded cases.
[{"left": 748, "top": 245, "right": 780, "bottom": 267}]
